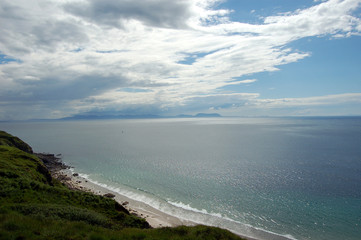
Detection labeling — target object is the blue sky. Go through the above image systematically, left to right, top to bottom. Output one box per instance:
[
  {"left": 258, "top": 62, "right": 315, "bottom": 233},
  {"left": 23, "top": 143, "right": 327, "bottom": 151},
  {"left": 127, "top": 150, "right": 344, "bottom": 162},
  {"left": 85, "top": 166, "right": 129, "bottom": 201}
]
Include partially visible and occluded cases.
[
  {"left": 0, "top": 0, "right": 361, "bottom": 120},
  {"left": 228, "top": 36, "right": 361, "bottom": 98}
]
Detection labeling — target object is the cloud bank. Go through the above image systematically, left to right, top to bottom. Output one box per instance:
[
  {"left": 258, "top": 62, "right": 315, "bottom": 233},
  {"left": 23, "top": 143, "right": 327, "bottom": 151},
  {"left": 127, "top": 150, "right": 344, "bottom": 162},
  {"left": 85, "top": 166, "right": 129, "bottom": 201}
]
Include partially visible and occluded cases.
[{"left": 0, "top": 0, "right": 361, "bottom": 120}]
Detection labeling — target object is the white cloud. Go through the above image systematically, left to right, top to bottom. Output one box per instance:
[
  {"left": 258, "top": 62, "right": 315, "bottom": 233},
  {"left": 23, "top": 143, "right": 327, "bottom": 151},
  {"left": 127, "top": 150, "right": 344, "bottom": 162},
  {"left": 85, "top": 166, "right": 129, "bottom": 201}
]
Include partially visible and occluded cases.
[
  {"left": 0, "top": 0, "right": 360, "bottom": 120},
  {"left": 262, "top": 0, "right": 361, "bottom": 39},
  {"left": 223, "top": 79, "right": 257, "bottom": 86}
]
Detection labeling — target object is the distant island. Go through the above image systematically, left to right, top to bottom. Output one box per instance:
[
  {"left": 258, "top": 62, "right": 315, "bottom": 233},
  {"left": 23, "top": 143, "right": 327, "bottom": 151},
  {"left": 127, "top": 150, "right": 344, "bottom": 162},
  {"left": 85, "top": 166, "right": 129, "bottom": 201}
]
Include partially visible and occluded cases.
[
  {"left": 60, "top": 112, "right": 221, "bottom": 120},
  {"left": 176, "top": 113, "right": 222, "bottom": 118}
]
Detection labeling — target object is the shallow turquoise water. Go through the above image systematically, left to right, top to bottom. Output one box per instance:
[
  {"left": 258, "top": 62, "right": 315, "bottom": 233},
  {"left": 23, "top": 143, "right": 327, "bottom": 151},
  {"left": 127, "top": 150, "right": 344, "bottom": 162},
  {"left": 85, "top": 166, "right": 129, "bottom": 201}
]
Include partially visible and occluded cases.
[{"left": 1, "top": 117, "right": 361, "bottom": 240}]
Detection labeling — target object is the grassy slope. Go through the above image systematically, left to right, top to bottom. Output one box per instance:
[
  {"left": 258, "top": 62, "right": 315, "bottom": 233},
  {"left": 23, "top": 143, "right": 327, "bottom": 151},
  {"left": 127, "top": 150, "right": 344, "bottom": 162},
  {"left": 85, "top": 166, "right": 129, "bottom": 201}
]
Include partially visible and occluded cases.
[{"left": 0, "top": 131, "right": 243, "bottom": 240}]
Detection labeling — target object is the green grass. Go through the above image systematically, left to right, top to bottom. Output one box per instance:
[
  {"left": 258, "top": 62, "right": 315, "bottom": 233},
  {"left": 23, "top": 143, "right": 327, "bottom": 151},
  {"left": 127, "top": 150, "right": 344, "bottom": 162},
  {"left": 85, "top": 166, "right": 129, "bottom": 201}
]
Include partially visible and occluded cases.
[
  {"left": 0, "top": 130, "right": 244, "bottom": 240},
  {"left": 0, "top": 131, "right": 33, "bottom": 154}
]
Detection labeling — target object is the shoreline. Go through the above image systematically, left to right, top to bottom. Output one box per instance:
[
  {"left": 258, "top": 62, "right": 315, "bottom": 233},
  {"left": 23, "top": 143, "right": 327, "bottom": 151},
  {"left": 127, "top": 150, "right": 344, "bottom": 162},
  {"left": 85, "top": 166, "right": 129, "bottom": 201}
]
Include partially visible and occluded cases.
[
  {"left": 36, "top": 152, "right": 258, "bottom": 240},
  {"left": 55, "top": 168, "right": 197, "bottom": 228}
]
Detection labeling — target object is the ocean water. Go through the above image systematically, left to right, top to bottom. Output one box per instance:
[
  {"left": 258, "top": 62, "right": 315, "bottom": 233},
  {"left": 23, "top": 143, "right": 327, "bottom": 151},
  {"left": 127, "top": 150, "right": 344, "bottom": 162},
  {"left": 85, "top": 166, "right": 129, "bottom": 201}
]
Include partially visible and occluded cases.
[{"left": 1, "top": 117, "right": 360, "bottom": 240}]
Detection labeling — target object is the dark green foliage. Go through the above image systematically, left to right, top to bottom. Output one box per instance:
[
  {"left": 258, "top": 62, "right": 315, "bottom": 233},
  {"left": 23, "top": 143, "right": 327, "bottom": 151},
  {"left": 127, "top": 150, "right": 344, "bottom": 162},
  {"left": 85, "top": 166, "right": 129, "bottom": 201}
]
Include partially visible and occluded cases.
[{"left": 0, "top": 131, "right": 244, "bottom": 240}]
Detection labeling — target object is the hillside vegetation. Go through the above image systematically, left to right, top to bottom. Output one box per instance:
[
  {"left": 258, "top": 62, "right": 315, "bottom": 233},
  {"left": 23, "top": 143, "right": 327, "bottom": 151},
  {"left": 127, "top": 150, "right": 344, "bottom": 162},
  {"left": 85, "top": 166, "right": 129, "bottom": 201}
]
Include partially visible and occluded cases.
[{"left": 0, "top": 130, "right": 243, "bottom": 240}]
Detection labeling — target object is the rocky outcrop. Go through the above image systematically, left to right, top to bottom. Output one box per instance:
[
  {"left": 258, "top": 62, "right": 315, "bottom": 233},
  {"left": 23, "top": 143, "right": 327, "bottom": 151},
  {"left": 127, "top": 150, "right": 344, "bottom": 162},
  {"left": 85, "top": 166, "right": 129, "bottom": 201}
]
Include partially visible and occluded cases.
[
  {"left": 35, "top": 153, "right": 68, "bottom": 174},
  {"left": 104, "top": 193, "right": 116, "bottom": 198}
]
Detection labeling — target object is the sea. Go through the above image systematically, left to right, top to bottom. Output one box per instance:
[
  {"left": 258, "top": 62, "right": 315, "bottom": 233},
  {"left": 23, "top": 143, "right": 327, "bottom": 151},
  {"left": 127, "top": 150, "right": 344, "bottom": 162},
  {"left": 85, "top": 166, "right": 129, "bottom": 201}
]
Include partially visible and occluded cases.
[{"left": 1, "top": 117, "right": 360, "bottom": 240}]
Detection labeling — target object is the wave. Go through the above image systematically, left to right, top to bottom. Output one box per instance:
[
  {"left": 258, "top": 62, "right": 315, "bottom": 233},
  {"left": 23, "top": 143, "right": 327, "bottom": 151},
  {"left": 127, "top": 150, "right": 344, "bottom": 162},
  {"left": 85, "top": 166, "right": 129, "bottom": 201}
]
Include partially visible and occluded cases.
[{"left": 167, "top": 201, "right": 223, "bottom": 217}]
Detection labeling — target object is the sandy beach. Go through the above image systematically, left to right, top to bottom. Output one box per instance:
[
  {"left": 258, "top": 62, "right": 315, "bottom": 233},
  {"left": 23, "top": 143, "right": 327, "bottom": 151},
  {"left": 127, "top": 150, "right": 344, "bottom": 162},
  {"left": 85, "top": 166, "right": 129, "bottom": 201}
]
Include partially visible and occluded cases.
[{"left": 53, "top": 169, "right": 196, "bottom": 229}]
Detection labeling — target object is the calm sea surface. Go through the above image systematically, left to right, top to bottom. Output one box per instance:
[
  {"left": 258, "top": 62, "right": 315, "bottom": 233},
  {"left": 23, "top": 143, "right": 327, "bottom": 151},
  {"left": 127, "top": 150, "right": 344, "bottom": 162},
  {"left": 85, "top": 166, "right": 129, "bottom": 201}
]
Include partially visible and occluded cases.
[{"left": 1, "top": 117, "right": 360, "bottom": 240}]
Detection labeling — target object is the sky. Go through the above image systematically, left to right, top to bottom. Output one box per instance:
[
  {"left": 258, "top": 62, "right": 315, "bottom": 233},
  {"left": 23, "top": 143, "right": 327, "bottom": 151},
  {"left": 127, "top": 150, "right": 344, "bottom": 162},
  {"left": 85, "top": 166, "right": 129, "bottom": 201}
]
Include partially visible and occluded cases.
[{"left": 0, "top": 0, "right": 361, "bottom": 120}]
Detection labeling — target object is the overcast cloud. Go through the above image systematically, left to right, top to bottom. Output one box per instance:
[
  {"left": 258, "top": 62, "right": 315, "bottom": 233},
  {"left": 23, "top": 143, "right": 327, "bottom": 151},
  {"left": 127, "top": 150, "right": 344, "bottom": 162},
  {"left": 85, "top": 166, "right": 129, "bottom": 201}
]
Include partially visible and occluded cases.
[
  {"left": 0, "top": 0, "right": 361, "bottom": 120},
  {"left": 64, "top": 0, "right": 194, "bottom": 29}
]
